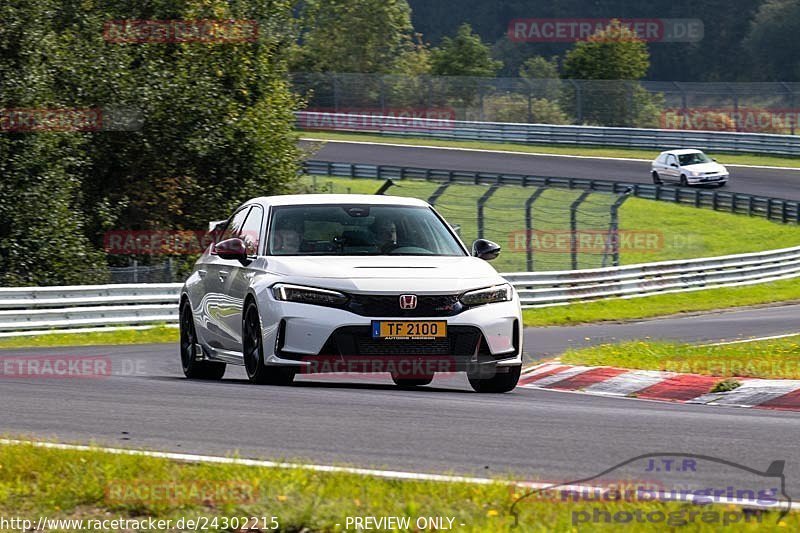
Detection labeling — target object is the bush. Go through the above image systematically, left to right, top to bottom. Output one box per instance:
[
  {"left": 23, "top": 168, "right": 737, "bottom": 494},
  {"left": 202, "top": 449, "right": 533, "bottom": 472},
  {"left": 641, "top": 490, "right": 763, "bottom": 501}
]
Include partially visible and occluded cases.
[{"left": 482, "top": 93, "right": 571, "bottom": 124}]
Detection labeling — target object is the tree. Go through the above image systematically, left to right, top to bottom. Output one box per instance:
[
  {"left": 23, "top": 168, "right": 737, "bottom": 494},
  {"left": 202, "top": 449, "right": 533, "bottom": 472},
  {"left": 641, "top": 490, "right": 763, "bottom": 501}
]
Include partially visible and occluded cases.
[
  {"left": 0, "top": 0, "right": 302, "bottom": 285},
  {"left": 0, "top": 0, "right": 106, "bottom": 285},
  {"left": 292, "top": 0, "right": 416, "bottom": 74},
  {"left": 745, "top": 0, "right": 800, "bottom": 81},
  {"left": 563, "top": 19, "right": 649, "bottom": 80},
  {"left": 561, "top": 20, "right": 660, "bottom": 127},
  {"left": 430, "top": 23, "right": 502, "bottom": 77},
  {"left": 519, "top": 56, "right": 560, "bottom": 80}
]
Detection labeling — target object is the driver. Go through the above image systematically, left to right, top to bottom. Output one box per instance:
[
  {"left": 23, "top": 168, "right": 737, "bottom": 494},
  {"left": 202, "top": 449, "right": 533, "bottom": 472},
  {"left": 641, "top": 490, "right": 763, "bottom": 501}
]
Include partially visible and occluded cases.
[
  {"left": 272, "top": 218, "right": 302, "bottom": 254},
  {"left": 371, "top": 218, "right": 397, "bottom": 252}
]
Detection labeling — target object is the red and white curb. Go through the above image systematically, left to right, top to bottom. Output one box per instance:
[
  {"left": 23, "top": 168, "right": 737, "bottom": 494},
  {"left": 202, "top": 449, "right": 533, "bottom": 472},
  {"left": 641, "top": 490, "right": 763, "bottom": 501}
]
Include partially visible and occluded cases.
[{"left": 520, "top": 363, "right": 800, "bottom": 411}]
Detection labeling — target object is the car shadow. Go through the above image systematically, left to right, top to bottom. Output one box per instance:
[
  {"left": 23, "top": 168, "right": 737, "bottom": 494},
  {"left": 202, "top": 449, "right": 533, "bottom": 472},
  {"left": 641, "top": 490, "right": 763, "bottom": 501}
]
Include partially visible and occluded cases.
[{"left": 148, "top": 374, "right": 474, "bottom": 393}]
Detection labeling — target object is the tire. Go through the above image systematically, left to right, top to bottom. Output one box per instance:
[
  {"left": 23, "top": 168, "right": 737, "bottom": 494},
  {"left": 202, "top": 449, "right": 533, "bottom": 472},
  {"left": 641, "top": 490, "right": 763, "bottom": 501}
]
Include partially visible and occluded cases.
[
  {"left": 652, "top": 171, "right": 662, "bottom": 185},
  {"left": 679, "top": 175, "right": 688, "bottom": 187},
  {"left": 179, "top": 301, "right": 226, "bottom": 380},
  {"left": 242, "top": 301, "right": 295, "bottom": 386},
  {"left": 468, "top": 365, "right": 521, "bottom": 393},
  {"left": 391, "top": 373, "right": 434, "bottom": 388}
]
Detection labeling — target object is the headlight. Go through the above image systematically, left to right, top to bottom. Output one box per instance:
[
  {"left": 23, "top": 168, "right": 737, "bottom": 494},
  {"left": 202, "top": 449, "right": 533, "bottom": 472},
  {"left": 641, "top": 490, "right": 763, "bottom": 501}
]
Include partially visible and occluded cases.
[
  {"left": 271, "top": 283, "right": 348, "bottom": 307},
  {"left": 460, "top": 283, "right": 513, "bottom": 306}
]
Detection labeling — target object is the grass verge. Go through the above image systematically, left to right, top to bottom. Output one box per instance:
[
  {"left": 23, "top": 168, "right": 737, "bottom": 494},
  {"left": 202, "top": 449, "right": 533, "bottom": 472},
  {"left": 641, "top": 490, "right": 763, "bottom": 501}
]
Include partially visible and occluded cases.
[
  {"left": 301, "top": 130, "right": 800, "bottom": 169},
  {"left": 523, "top": 278, "right": 800, "bottom": 327},
  {"left": 0, "top": 326, "right": 177, "bottom": 349},
  {"left": 560, "top": 334, "right": 800, "bottom": 380},
  {"left": 0, "top": 442, "right": 793, "bottom": 531}
]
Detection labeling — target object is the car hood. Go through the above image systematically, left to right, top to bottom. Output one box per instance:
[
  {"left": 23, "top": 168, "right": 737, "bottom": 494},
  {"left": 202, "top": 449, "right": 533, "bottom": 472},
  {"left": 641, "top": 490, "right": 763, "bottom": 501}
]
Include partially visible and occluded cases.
[
  {"left": 683, "top": 162, "right": 726, "bottom": 173},
  {"left": 263, "top": 255, "right": 506, "bottom": 292}
]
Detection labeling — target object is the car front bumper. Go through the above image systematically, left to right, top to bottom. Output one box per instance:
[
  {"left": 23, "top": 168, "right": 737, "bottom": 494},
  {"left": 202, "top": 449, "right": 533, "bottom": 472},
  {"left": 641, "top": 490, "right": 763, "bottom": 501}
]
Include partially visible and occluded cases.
[
  {"left": 686, "top": 173, "right": 728, "bottom": 185},
  {"left": 257, "top": 296, "right": 523, "bottom": 372}
]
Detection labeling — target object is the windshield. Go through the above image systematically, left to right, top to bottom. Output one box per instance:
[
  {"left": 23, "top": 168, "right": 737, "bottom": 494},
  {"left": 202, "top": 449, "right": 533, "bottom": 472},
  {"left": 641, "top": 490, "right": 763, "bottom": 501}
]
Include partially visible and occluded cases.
[
  {"left": 678, "top": 152, "right": 712, "bottom": 165},
  {"left": 267, "top": 204, "right": 466, "bottom": 256}
]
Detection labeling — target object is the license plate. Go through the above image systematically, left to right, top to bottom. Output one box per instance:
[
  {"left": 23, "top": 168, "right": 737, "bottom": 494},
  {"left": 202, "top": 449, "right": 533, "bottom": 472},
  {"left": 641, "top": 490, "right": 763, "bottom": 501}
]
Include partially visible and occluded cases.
[{"left": 371, "top": 320, "right": 447, "bottom": 339}]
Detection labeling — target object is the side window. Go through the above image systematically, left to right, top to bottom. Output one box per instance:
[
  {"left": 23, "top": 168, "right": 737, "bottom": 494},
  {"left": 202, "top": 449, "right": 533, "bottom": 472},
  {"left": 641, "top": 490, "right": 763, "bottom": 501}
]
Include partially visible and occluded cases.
[
  {"left": 667, "top": 155, "right": 676, "bottom": 166},
  {"left": 240, "top": 205, "right": 264, "bottom": 255},
  {"left": 218, "top": 207, "right": 250, "bottom": 244}
]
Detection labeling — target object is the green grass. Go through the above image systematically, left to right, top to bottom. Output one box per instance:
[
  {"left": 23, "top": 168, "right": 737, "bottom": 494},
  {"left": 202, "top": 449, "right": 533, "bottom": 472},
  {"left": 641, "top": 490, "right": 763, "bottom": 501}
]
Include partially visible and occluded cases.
[
  {"left": 301, "top": 130, "right": 800, "bottom": 169},
  {"left": 522, "top": 278, "right": 800, "bottom": 327},
  {"left": 0, "top": 326, "right": 177, "bottom": 349},
  {"left": 560, "top": 334, "right": 800, "bottom": 380},
  {"left": 0, "top": 442, "right": 793, "bottom": 531}
]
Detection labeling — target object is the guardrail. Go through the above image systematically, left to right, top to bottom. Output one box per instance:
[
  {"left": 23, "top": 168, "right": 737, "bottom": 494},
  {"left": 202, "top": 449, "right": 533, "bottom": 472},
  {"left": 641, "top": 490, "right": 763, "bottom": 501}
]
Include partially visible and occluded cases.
[
  {"left": 296, "top": 111, "right": 800, "bottom": 156},
  {"left": 303, "top": 160, "right": 800, "bottom": 224},
  {"left": 3, "top": 244, "right": 799, "bottom": 335},
  {"left": 0, "top": 284, "right": 181, "bottom": 336}
]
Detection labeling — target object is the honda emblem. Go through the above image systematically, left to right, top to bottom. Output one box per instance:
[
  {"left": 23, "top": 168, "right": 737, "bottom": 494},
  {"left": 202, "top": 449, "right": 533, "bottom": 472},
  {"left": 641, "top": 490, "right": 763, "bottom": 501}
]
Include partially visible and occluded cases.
[{"left": 399, "top": 294, "right": 418, "bottom": 310}]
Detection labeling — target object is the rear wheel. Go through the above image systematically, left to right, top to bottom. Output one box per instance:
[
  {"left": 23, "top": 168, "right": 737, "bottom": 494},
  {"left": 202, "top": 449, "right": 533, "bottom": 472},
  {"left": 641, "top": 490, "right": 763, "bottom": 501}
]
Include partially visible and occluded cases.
[
  {"left": 652, "top": 171, "right": 662, "bottom": 185},
  {"left": 679, "top": 174, "right": 688, "bottom": 187},
  {"left": 179, "top": 301, "right": 226, "bottom": 380},
  {"left": 243, "top": 301, "right": 295, "bottom": 386},
  {"left": 468, "top": 365, "right": 521, "bottom": 393},
  {"left": 391, "top": 373, "right": 434, "bottom": 388}
]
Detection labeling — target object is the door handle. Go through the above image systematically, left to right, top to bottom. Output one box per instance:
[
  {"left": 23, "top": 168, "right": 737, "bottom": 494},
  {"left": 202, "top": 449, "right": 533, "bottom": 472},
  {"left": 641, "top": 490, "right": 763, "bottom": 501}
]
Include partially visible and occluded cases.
[{"left": 218, "top": 270, "right": 230, "bottom": 282}]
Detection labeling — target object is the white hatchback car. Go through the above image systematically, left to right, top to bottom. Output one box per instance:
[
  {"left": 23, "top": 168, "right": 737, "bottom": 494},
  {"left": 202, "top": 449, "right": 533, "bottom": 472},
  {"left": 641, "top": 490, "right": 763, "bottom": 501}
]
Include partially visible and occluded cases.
[
  {"left": 651, "top": 149, "right": 729, "bottom": 187},
  {"left": 180, "top": 194, "right": 523, "bottom": 393}
]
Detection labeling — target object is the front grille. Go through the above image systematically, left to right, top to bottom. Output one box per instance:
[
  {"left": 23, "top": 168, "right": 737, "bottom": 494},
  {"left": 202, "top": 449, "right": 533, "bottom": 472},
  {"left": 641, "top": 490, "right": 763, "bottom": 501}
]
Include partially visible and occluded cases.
[
  {"left": 346, "top": 294, "right": 464, "bottom": 317},
  {"left": 324, "top": 325, "right": 481, "bottom": 356},
  {"left": 356, "top": 336, "right": 451, "bottom": 355}
]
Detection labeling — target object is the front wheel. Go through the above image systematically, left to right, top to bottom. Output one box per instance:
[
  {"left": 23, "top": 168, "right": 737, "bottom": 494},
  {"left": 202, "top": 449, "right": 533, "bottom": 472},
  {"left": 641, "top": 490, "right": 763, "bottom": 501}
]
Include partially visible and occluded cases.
[
  {"left": 679, "top": 175, "right": 689, "bottom": 187},
  {"left": 179, "top": 301, "right": 226, "bottom": 380},
  {"left": 243, "top": 301, "right": 295, "bottom": 385},
  {"left": 468, "top": 365, "right": 521, "bottom": 393}
]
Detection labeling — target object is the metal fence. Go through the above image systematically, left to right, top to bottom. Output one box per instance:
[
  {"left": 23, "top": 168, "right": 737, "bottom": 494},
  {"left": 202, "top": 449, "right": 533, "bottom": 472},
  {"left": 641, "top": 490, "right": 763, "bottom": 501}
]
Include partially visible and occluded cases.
[
  {"left": 292, "top": 73, "right": 800, "bottom": 133},
  {"left": 297, "top": 111, "right": 800, "bottom": 156},
  {"left": 303, "top": 160, "right": 800, "bottom": 224},
  {"left": 3, "top": 243, "right": 799, "bottom": 335}
]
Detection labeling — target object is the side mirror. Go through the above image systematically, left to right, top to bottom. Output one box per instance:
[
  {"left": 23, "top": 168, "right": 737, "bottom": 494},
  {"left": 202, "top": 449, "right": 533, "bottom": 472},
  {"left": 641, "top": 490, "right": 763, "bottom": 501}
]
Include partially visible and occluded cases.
[
  {"left": 712, "top": 158, "right": 717, "bottom": 162},
  {"left": 670, "top": 163, "right": 678, "bottom": 168},
  {"left": 214, "top": 238, "right": 248, "bottom": 261},
  {"left": 472, "top": 239, "right": 501, "bottom": 261}
]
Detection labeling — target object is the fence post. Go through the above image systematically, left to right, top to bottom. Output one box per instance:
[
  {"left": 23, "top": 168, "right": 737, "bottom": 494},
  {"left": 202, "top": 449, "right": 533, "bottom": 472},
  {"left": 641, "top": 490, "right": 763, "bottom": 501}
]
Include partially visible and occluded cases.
[
  {"left": 375, "top": 179, "right": 394, "bottom": 195},
  {"left": 427, "top": 183, "right": 451, "bottom": 206},
  {"left": 477, "top": 184, "right": 500, "bottom": 240},
  {"left": 525, "top": 187, "right": 547, "bottom": 271},
  {"left": 605, "top": 187, "right": 634, "bottom": 267},
  {"left": 570, "top": 190, "right": 592, "bottom": 270}
]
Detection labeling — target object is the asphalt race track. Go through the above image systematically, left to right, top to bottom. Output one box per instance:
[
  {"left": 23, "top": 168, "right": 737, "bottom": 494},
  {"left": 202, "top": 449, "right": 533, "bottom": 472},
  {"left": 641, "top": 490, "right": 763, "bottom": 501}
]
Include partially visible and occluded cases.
[
  {"left": 2, "top": 140, "right": 798, "bottom": 500},
  {"left": 304, "top": 140, "right": 800, "bottom": 201},
  {"left": 2, "top": 304, "right": 800, "bottom": 490}
]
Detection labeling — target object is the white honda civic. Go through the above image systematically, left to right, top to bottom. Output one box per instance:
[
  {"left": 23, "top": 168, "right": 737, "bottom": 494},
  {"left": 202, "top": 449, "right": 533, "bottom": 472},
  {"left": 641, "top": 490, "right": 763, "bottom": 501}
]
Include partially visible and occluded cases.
[{"left": 180, "top": 194, "right": 523, "bottom": 393}]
